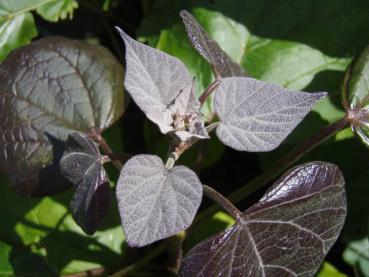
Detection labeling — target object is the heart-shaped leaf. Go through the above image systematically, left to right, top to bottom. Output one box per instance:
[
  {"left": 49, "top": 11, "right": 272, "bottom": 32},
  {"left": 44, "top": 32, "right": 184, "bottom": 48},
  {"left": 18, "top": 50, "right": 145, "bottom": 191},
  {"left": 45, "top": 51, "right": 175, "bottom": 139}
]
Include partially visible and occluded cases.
[
  {"left": 180, "top": 10, "right": 246, "bottom": 77},
  {"left": 116, "top": 27, "right": 208, "bottom": 141},
  {"left": 0, "top": 36, "right": 125, "bottom": 196},
  {"left": 343, "top": 44, "right": 369, "bottom": 147},
  {"left": 214, "top": 77, "right": 326, "bottom": 151},
  {"left": 60, "top": 132, "right": 111, "bottom": 235},
  {"left": 116, "top": 154, "right": 203, "bottom": 247},
  {"left": 180, "top": 161, "right": 347, "bottom": 276}
]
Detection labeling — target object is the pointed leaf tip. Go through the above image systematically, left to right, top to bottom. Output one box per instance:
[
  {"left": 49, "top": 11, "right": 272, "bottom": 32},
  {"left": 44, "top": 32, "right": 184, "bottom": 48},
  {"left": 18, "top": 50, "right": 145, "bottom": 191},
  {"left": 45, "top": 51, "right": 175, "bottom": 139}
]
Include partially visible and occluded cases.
[
  {"left": 116, "top": 28, "right": 208, "bottom": 141},
  {"left": 214, "top": 77, "right": 326, "bottom": 152},
  {"left": 116, "top": 154, "right": 203, "bottom": 247},
  {"left": 181, "top": 161, "right": 346, "bottom": 276}
]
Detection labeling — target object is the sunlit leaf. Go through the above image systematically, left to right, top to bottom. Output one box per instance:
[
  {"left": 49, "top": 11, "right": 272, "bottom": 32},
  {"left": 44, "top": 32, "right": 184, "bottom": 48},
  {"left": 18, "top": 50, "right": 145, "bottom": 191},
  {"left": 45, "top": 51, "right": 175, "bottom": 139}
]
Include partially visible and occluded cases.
[
  {"left": 0, "top": 0, "right": 79, "bottom": 61},
  {"left": 36, "top": 0, "right": 78, "bottom": 22},
  {"left": 180, "top": 10, "right": 246, "bottom": 78},
  {"left": 116, "top": 27, "right": 208, "bottom": 141},
  {"left": 0, "top": 37, "right": 125, "bottom": 196},
  {"left": 343, "top": 44, "right": 369, "bottom": 148},
  {"left": 214, "top": 77, "right": 326, "bottom": 151},
  {"left": 60, "top": 133, "right": 111, "bottom": 235},
  {"left": 116, "top": 154, "right": 203, "bottom": 247},
  {"left": 181, "top": 162, "right": 346, "bottom": 276},
  {"left": 343, "top": 238, "right": 369, "bottom": 277},
  {"left": 317, "top": 262, "right": 347, "bottom": 277}
]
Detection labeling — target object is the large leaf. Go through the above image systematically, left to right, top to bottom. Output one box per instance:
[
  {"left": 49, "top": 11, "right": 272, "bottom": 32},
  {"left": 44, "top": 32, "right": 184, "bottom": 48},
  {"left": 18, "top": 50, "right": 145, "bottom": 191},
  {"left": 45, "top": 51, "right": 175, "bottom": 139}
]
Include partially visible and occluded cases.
[
  {"left": 0, "top": 0, "right": 78, "bottom": 61},
  {"left": 180, "top": 10, "right": 246, "bottom": 77},
  {"left": 116, "top": 27, "right": 208, "bottom": 141},
  {"left": 0, "top": 37, "right": 125, "bottom": 196},
  {"left": 242, "top": 37, "right": 351, "bottom": 90},
  {"left": 343, "top": 44, "right": 369, "bottom": 148},
  {"left": 214, "top": 77, "right": 326, "bottom": 151},
  {"left": 60, "top": 133, "right": 111, "bottom": 235},
  {"left": 116, "top": 154, "right": 203, "bottom": 247},
  {"left": 181, "top": 162, "right": 347, "bottom": 276},
  {"left": 0, "top": 179, "right": 124, "bottom": 275}
]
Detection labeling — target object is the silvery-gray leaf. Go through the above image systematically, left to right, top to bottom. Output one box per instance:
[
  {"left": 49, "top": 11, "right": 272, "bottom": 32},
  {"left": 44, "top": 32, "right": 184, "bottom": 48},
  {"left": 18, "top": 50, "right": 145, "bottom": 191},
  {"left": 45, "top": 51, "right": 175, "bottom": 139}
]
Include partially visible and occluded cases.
[
  {"left": 116, "top": 27, "right": 208, "bottom": 141},
  {"left": 214, "top": 77, "right": 326, "bottom": 152},
  {"left": 116, "top": 154, "right": 203, "bottom": 247}
]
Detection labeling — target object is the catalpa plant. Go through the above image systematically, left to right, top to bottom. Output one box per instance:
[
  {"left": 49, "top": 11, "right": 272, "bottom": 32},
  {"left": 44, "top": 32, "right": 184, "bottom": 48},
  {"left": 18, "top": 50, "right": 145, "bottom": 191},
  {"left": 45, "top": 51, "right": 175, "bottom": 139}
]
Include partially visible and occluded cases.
[{"left": 0, "top": 10, "right": 349, "bottom": 276}]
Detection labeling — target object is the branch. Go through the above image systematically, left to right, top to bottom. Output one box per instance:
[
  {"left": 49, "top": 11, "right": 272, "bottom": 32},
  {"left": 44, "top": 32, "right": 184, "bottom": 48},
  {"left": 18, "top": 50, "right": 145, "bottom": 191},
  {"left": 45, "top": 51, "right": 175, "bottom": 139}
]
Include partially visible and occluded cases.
[{"left": 192, "top": 115, "right": 350, "bottom": 228}]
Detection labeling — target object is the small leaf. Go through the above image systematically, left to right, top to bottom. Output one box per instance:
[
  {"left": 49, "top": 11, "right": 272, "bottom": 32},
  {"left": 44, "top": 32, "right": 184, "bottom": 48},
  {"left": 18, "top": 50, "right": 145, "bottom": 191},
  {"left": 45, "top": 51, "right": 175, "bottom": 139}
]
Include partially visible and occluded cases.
[
  {"left": 180, "top": 10, "right": 246, "bottom": 77},
  {"left": 116, "top": 27, "right": 208, "bottom": 141},
  {"left": 0, "top": 37, "right": 125, "bottom": 196},
  {"left": 343, "top": 44, "right": 369, "bottom": 148},
  {"left": 214, "top": 77, "right": 326, "bottom": 151},
  {"left": 60, "top": 132, "right": 111, "bottom": 235},
  {"left": 116, "top": 154, "right": 203, "bottom": 247},
  {"left": 180, "top": 162, "right": 347, "bottom": 276},
  {"left": 317, "top": 262, "right": 347, "bottom": 277}
]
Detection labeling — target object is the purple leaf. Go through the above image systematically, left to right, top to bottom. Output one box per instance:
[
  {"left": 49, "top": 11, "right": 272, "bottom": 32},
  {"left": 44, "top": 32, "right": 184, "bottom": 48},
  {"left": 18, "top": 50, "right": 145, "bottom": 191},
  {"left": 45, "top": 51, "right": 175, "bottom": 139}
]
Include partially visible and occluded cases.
[
  {"left": 180, "top": 10, "right": 246, "bottom": 78},
  {"left": 61, "top": 132, "right": 111, "bottom": 235},
  {"left": 180, "top": 162, "right": 346, "bottom": 276}
]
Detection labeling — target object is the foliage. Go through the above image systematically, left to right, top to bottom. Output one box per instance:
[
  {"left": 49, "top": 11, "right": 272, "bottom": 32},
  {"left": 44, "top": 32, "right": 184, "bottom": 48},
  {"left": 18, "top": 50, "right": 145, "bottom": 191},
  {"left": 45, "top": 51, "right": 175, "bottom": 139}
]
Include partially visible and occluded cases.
[{"left": 0, "top": 0, "right": 368, "bottom": 276}]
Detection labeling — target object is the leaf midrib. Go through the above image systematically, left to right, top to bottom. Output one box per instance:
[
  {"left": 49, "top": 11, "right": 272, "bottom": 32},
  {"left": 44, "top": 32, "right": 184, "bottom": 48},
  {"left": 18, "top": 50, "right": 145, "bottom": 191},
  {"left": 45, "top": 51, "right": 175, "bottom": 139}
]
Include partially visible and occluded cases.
[{"left": 1, "top": 0, "right": 56, "bottom": 21}]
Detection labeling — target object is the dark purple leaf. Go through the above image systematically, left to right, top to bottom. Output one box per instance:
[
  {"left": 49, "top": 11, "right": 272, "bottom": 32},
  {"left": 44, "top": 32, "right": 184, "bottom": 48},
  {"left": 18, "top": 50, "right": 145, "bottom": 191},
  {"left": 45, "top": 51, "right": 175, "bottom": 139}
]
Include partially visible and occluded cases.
[
  {"left": 180, "top": 10, "right": 246, "bottom": 78},
  {"left": 0, "top": 37, "right": 125, "bottom": 196},
  {"left": 61, "top": 132, "right": 111, "bottom": 235},
  {"left": 180, "top": 162, "right": 347, "bottom": 276}
]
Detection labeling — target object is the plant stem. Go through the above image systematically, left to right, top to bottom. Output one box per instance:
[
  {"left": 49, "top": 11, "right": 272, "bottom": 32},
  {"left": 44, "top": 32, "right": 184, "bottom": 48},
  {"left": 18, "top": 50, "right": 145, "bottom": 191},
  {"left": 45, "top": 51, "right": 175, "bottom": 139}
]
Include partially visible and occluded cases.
[
  {"left": 192, "top": 115, "right": 350, "bottom": 227},
  {"left": 88, "top": 128, "right": 123, "bottom": 170},
  {"left": 203, "top": 185, "right": 241, "bottom": 220}
]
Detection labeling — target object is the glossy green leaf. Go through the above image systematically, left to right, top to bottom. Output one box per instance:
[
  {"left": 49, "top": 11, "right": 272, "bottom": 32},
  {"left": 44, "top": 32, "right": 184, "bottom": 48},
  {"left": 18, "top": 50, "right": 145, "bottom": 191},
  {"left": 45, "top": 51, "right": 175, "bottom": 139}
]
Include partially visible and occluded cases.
[
  {"left": 0, "top": 0, "right": 78, "bottom": 61},
  {"left": 36, "top": 0, "right": 78, "bottom": 22},
  {"left": 0, "top": 12, "right": 37, "bottom": 61},
  {"left": 0, "top": 37, "right": 125, "bottom": 196},
  {"left": 242, "top": 37, "right": 351, "bottom": 90},
  {"left": 343, "top": 45, "right": 369, "bottom": 148},
  {"left": 0, "top": 181, "right": 124, "bottom": 275},
  {"left": 343, "top": 238, "right": 369, "bottom": 277},
  {"left": 317, "top": 262, "right": 347, "bottom": 277}
]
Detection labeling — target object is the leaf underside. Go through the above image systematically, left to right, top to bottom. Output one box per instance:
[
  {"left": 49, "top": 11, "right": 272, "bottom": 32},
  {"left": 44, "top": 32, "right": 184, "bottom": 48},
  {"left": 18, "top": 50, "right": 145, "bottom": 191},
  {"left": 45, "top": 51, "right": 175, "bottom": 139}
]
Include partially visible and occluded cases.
[
  {"left": 180, "top": 10, "right": 246, "bottom": 78},
  {"left": 116, "top": 27, "right": 208, "bottom": 141},
  {"left": 0, "top": 36, "right": 125, "bottom": 196},
  {"left": 214, "top": 77, "right": 326, "bottom": 152},
  {"left": 60, "top": 132, "right": 111, "bottom": 235},
  {"left": 116, "top": 154, "right": 203, "bottom": 247},
  {"left": 180, "top": 161, "right": 347, "bottom": 277}
]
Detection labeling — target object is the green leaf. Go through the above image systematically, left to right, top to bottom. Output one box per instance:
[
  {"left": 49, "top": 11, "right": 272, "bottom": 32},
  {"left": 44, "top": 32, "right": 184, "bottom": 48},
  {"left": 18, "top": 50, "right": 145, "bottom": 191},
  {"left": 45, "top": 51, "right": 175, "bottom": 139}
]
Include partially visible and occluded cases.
[
  {"left": 0, "top": 0, "right": 78, "bottom": 61},
  {"left": 36, "top": 0, "right": 78, "bottom": 22},
  {"left": 0, "top": 12, "right": 37, "bottom": 61},
  {"left": 0, "top": 37, "right": 126, "bottom": 196},
  {"left": 242, "top": 37, "right": 351, "bottom": 90},
  {"left": 343, "top": 45, "right": 369, "bottom": 148},
  {"left": 0, "top": 180, "right": 124, "bottom": 275},
  {"left": 343, "top": 238, "right": 369, "bottom": 277},
  {"left": 0, "top": 241, "right": 13, "bottom": 276},
  {"left": 317, "top": 262, "right": 347, "bottom": 277}
]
